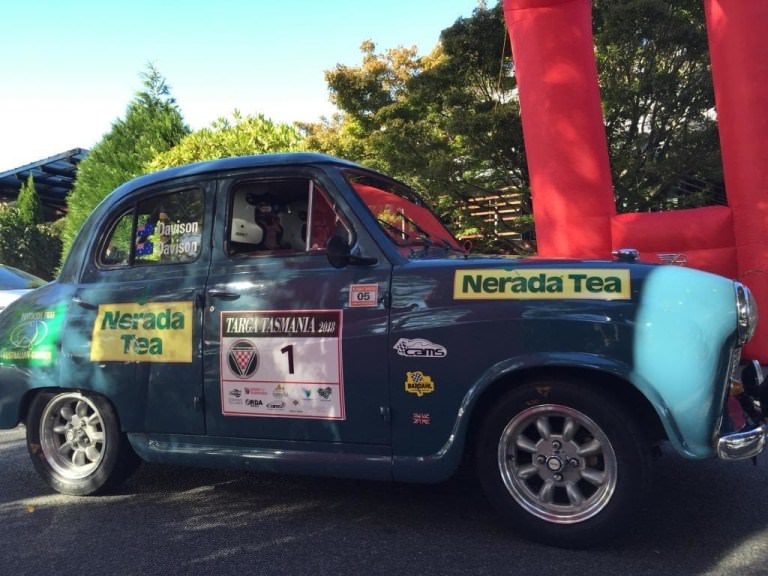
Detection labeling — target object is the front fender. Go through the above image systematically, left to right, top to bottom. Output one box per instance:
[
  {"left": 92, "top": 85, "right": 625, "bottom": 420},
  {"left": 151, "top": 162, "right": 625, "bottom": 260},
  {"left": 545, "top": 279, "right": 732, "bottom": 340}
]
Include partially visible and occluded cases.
[{"left": 632, "top": 266, "right": 738, "bottom": 458}]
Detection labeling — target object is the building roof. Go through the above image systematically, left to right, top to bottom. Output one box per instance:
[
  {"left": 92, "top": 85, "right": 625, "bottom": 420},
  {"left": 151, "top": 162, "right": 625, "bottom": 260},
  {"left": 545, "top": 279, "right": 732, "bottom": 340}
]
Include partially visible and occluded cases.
[{"left": 0, "top": 148, "right": 89, "bottom": 212}]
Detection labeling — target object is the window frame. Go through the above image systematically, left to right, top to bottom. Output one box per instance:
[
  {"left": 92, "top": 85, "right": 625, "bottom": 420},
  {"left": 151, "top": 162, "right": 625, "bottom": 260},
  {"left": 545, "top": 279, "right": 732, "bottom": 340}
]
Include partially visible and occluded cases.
[{"left": 96, "top": 186, "right": 205, "bottom": 270}]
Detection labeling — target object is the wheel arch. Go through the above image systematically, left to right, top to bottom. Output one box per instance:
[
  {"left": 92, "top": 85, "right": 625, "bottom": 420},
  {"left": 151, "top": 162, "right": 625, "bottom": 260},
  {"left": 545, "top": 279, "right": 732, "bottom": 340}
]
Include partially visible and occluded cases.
[
  {"left": 464, "top": 364, "right": 666, "bottom": 460},
  {"left": 20, "top": 387, "right": 126, "bottom": 430}
]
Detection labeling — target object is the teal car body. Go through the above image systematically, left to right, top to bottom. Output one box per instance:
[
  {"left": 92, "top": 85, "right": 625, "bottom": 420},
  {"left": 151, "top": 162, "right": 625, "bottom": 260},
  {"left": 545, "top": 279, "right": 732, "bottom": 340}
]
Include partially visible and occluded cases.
[{"left": 0, "top": 153, "right": 762, "bottom": 546}]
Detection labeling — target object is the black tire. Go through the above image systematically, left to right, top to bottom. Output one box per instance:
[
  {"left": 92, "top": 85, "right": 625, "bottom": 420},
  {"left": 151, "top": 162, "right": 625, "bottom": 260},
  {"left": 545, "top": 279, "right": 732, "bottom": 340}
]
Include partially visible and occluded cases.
[
  {"left": 476, "top": 378, "right": 652, "bottom": 548},
  {"left": 26, "top": 390, "right": 141, "bottom": 496}
]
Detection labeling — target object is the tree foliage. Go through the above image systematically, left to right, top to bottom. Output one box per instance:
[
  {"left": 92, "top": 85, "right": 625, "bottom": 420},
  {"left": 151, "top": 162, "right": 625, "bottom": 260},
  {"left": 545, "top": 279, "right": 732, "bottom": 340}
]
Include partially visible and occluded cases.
[
  {"left": 305, "top": 0, "right": 721, "bottom": 251},
  {"left": 594, "top": 0, "right": 722, "bottom": 211},
  {"left": 303, "top": 4, "right": 530, "bottom": 252},
  {"left": 61, "top": 64, "right": 190, "bottom": 262},
  {"left": 148, "top": 111, "right": 304, "bottom": 171},
  {"left": 17, "top": 175, "right": 43, "bottom": 225},
  {"left": 0, "top": 178, "right": 59, "bottom": 279},
  {"left": 0, "top": 203, "right": 61, "bottom": 280}
]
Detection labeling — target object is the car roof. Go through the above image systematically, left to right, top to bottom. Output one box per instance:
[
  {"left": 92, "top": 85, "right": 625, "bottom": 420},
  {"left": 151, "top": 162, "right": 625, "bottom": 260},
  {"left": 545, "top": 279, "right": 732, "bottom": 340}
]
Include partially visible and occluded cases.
[{"left": 110, "top": 153, "right": 362, "bottom": 202}]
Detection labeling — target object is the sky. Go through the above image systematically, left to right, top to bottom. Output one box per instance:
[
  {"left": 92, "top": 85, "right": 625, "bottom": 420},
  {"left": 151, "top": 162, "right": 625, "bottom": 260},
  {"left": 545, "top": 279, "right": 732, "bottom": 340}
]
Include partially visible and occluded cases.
[{"left": 0, "top": 0, "right": 480, "bottom": 173}]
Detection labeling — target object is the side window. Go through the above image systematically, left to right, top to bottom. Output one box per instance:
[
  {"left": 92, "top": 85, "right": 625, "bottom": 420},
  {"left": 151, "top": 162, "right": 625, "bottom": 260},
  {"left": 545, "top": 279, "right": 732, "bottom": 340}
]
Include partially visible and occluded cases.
[
  {"left": 227, "top": 179, "right": 351, "bottom": 256},
  {"left": 99, "top": 188, "right": 204, "bottom": 267}
]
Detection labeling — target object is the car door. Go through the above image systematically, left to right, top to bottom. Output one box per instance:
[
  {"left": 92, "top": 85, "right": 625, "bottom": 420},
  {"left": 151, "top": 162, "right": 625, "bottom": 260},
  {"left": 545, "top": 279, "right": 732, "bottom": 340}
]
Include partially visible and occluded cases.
[
  {"left": 202, "top": 167, "right": 392, "bottom": 445},
  {"left": 58, "top": 180, "right": 212, "bottom": 435}
]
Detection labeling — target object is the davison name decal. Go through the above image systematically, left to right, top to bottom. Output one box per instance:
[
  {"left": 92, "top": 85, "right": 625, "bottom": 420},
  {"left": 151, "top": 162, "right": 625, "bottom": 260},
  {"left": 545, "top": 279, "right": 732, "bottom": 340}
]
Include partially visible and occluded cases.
[{"left": 453, "top": 269, "right": 631, "bottom": 300}]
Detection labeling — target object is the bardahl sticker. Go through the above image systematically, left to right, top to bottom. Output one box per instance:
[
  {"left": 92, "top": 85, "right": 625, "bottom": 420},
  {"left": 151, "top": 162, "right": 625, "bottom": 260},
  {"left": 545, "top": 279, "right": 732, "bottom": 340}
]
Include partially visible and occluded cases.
[
  {"left": 453, "top": 269, "right": 631, "bottom": 300},
  {"left": 91, "top": 301, "right": 193, "bottom": 363},
  {"left": 405, "top": 371, "right": 435, "bottom": 397}
]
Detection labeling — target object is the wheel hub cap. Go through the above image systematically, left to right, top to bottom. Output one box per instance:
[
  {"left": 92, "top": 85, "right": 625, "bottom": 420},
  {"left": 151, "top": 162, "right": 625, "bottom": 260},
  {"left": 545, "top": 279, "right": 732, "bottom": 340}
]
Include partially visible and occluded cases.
[{"left": 497, "top": 403, "right": 618, "bottom": 524}]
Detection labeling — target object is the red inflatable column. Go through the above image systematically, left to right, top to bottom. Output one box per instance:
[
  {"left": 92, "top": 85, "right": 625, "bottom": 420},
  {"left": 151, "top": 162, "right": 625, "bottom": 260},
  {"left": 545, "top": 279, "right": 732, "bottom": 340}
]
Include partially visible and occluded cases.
[
  {"left": 502, "top": 0, "right": 615, "bottom": 259},
  {"left": 705, "top": 0, "right": 768, "bottom": 362}
]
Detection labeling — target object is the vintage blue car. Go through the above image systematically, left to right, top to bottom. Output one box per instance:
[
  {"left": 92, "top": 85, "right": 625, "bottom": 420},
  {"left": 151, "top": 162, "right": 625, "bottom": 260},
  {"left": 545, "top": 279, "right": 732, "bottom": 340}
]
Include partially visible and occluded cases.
[{"left": 0, "top": 153, "right": 763, "bottom": 548}]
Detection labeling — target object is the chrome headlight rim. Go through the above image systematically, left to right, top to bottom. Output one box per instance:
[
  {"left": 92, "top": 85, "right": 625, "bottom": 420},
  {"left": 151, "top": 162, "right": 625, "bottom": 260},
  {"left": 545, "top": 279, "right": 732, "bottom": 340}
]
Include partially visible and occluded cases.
[{"left": 735, "top": 282, "right": 758, "bottom": 346}]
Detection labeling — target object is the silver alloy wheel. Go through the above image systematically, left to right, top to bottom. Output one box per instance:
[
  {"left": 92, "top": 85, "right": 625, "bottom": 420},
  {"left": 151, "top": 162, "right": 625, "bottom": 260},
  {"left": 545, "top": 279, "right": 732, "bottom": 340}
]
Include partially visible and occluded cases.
[
  {"left": 39, "top": 392, "right": 107, "bottom": 480},
  {"left": 497, "top": 403, "right": 618, "bottom": 524}
]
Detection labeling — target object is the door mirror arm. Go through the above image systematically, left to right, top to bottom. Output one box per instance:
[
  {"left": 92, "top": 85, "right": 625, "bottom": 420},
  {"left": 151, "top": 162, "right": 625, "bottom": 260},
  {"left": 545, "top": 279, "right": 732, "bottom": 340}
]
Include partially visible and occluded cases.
[{"left": 326, "top": 235, "right": 377, "bottom": 269}]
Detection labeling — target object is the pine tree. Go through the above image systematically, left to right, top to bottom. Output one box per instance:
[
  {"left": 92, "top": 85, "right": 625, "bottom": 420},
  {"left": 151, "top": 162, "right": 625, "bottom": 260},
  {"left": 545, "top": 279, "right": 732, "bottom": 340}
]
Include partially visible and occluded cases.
[
  {"left": 60, "top": 64, "right": 190, "bottom": 263},
  {"left": 17, "top": 174, "right": 43, "bottom": 225}
]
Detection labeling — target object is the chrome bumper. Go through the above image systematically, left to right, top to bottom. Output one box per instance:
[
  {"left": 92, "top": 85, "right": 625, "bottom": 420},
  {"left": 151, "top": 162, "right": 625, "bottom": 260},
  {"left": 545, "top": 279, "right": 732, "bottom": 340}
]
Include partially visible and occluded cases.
[{"left": 717, "top": 424, "right": 768, "bottom": 460}]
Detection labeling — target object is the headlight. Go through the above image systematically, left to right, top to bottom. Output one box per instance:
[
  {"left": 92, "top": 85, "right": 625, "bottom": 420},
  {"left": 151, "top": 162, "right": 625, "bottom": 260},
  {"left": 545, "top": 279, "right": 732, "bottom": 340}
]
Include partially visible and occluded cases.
[{"left": 735, "top": 282, "right": 758, "bottom": 345}]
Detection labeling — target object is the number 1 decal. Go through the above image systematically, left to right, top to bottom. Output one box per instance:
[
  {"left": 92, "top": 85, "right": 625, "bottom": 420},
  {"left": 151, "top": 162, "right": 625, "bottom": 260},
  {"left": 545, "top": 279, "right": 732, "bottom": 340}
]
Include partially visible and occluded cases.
[
  {"left": 220, "top": 310, "right": 344, "bottom": 420},
  {"left": 280, "top": 344, "right": 295, "bottom": 374}
]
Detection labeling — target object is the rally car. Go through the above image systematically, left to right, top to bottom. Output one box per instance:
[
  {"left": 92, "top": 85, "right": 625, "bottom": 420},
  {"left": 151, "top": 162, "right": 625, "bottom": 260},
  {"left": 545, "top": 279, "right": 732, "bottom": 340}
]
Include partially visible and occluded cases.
[{"left": 0, "top": 153, "right": 763, "bottom": 548}]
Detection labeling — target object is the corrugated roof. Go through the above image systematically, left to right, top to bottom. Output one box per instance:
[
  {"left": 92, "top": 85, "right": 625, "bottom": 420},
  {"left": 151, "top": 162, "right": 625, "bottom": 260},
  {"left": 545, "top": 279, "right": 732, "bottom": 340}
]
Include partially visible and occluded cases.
[{"left": 0, "top": 148, "right": 89, "bottom": 212}]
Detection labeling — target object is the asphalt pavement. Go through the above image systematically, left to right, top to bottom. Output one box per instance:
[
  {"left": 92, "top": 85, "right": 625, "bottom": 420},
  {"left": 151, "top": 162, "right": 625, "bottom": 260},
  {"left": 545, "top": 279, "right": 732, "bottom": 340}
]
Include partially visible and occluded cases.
[{"left": 2, "top": 425, "right": 768, "bottom": 576}]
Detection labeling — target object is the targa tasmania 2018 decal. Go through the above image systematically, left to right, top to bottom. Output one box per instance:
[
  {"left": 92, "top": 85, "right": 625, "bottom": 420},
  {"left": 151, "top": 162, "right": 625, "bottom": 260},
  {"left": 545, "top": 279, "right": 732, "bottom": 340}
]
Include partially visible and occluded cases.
[{"left": 220, "top": 310, "right": 345, "bottom": 420}]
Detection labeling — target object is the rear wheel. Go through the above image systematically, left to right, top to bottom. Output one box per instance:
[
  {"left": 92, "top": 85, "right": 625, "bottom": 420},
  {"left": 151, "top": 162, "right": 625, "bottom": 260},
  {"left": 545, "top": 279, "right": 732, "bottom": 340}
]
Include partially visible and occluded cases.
[
  {"left": 476, "top": 379, "right": 652, "bottom": 548},
  {"left": 26, "top": 391, "right": 140, "bottom": 495}
]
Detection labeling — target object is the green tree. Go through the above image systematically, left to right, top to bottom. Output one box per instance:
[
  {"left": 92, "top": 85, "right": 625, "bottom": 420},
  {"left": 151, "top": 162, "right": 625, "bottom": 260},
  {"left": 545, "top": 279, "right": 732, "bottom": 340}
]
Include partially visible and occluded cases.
[
  {"left": 594, "top": 0, "right": 722, "bottom": 212},
  {"left": 308, "top": 1, "right": 721, "bottom": 252},
  {"left": 304, "top": 4, "right": 529, "bottom": 253},
  {"left": 61, "top": 64, "right": 190, "bottom": 262},
  {"left": 148, "top": 111, "right": 304, "bottom": 171},
  {"left": 16, "top": 175, "right": 43, "bottom": 225},
  {"left": 0, "top": 176, "right": 59, "bottom": 279},
  {"left": 0, "top": 202, "right": 61, "bottom": 280}
]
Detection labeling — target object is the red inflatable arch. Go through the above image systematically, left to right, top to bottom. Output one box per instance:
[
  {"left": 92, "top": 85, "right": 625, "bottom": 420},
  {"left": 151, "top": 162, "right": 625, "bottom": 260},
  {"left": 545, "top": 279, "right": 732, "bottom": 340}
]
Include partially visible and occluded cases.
[{"left": 502, "top": 0, "right": 768, "bottom": 362}]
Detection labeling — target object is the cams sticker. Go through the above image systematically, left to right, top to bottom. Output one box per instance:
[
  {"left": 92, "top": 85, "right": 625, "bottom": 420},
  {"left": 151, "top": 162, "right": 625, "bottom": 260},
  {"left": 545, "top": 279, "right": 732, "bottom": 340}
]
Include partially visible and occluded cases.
[
  {"left": 453, "top": 269, "right": 631, "bottom": 300},
  {"left": 90, "top": 301, "right": 193, "bottom": 363},
  {"left": 393, "top": 338, "right": 447, "bottom": 359},
  {"left": 405, "top": 371, "right": 435, "bottom": 397}
]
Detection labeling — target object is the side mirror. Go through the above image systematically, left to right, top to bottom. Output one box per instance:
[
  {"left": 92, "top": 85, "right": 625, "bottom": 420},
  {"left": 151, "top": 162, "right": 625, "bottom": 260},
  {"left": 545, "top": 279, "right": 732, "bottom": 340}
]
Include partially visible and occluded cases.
[
  {"left": 326, "top": 235, "right": 378, "bottom": 269},
  {"left": 326, "top": 235, "right": 351, "bottom": 268}
]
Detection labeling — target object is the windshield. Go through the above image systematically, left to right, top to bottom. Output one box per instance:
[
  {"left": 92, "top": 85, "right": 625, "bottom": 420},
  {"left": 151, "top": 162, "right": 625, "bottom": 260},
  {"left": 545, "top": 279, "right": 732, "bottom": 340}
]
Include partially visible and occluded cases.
[
  {"left": 344, "top": 170, "right": 463, "bottom": 254},
  {"left": 0, "top": 265, "right": 45, "bottom": 290}
]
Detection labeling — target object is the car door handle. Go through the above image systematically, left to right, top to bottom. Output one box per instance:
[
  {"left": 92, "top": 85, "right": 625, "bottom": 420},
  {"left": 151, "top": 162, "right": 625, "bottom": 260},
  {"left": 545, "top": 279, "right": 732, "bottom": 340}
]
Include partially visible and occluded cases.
[
  {"left": 207, "top": 289, "right": 240, "bottom": 300},
  {"left": 72, "top": 296, "right": 98, "bottom": 310}
]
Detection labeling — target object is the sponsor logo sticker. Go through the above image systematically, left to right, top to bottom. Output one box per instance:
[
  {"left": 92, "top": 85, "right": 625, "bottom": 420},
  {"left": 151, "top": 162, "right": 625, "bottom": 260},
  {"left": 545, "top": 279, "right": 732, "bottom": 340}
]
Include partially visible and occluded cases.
[
  {"left": 453, "top": 269, "right": 631, "bottom": 300},
  {"left": 91, "top": 301, "right": 193, "bottom": 363},
  {"left": 0, "top": 306, "right": 65, "bottom": 366},
  {"left": 393, "top": 338, "right": 447, "bottom": 359},
  {"left": 228, "top": 340, "right": 259, "bottom": 378},
  {"left": 404, "top": 371, "right": 435, "bottom": 397}
]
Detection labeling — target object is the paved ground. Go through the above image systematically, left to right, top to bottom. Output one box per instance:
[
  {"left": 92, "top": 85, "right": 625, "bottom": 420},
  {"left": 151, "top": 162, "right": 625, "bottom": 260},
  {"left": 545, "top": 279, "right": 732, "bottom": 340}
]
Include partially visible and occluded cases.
[{"left": 2, "top": 425, "right": 768, "bottom": 576}]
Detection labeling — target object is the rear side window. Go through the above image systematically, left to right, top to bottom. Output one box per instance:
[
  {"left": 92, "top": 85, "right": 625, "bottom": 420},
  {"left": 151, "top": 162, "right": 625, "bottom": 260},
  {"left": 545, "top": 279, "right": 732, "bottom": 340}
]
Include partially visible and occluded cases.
[{"left": 99, "top": 188, "right": 203, "bottom": 267}]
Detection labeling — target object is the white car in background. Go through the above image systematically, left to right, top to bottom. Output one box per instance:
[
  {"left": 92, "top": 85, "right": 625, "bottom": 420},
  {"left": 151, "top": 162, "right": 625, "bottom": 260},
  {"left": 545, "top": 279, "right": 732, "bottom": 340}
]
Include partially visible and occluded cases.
[{"left": 0, "top": 264, "right": 45, "bottom": 314}]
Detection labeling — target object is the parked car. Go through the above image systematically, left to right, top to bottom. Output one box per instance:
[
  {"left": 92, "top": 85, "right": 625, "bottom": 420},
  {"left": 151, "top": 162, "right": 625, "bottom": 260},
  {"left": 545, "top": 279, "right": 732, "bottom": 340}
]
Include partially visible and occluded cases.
[
  {"left": 0, "top": 153, "right": 763, "bottom": 548},
  {"left": 0, "top": 264, "right": 45, "bottom": 314}
]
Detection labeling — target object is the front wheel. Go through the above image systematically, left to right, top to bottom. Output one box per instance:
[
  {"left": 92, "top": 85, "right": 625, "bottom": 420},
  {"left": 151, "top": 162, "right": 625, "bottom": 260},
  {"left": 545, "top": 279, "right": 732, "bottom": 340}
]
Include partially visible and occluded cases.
[
  {"left": 476, "top": 379, "right": 652, "bottom": 548},
  {"left": 26, "top": 391, "right": 140, "bottom": 495}
]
